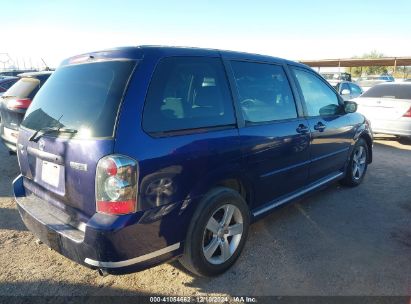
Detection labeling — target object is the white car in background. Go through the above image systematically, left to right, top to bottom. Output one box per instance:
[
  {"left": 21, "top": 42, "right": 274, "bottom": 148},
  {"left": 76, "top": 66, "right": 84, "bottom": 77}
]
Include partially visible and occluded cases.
[{"left": 353, "top": 83, "right": 411, "bottom": 139}]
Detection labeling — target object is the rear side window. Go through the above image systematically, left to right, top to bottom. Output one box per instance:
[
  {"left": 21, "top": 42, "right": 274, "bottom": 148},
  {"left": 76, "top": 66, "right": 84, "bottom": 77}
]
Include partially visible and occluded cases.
[
  {"left": 142, "top": 57, "right": 235, "bottom": 134},
  {"left": 22, "top": 61, "right": 136, "bottom": 138},
  {"left": 230, "top": 61, "right": 297, "bottom": 124},
  {"left": 292, "top": 68, "right": 341, "bottom": 117},
  {"left": 361, "top": 84, "right": 411, "bottom": 99}
]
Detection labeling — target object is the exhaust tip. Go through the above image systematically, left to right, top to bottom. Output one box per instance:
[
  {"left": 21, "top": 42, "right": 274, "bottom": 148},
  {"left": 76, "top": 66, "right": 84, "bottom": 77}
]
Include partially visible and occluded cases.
[{"left": 98, "top": 268, "right": 109, "bottom": 277}]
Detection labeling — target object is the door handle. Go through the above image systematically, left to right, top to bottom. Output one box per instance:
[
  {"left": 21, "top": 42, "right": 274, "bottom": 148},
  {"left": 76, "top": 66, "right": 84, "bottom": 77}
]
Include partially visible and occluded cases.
[
  {"left": 314, "top": 122, "right": 326, "bottom": 132},
  {"left": 296, "top": 124, "right": 309, "bottom": 134}
]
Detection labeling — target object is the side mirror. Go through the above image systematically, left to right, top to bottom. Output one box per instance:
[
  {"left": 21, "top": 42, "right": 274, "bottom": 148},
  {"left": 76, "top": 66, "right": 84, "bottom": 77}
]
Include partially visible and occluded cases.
[
  {"left": 341, "top": 89, "right": 350, "bottom": 95},
  {"left": 344, "top": 101, "right": 357, "bottom": 113}
]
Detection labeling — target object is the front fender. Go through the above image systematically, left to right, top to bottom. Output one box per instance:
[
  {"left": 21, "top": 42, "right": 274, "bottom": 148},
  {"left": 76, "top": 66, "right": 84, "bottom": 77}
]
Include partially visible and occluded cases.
[{"left": 351, "top": 114, "right": 373, "bottom": 164}]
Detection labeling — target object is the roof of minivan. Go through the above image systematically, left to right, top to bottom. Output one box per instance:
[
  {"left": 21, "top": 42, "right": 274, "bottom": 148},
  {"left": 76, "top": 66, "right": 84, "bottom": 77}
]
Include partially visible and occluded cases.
[
  {"left": 61, "top": 45, "right": 309, "bottom": 69},
  {"left": 18, "top": 71, "right": 53, "bottom": 78}
]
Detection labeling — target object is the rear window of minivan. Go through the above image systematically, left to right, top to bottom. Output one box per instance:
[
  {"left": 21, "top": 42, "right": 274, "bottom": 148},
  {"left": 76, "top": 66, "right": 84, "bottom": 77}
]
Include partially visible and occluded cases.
[{"left": 21, "top": 60, "right": 136, "bottom": 138}]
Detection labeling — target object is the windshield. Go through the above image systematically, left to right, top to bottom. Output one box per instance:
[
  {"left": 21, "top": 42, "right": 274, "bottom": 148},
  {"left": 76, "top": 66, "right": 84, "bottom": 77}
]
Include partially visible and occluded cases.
[
  {"left": 21, "top": 60, "right": 136, "bottom": 138},
  {"left": 3, "top": 78, "right": 40, "bottom": 98},
  {"left": 360, "top": 84, "right": 411, "bottom": 99}
]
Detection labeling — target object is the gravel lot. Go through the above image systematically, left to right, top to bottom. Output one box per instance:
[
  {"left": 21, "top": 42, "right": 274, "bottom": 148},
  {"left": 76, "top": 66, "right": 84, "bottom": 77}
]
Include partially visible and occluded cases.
[{"left": 0, "top": 135, "right": 410, "bottom": 297}]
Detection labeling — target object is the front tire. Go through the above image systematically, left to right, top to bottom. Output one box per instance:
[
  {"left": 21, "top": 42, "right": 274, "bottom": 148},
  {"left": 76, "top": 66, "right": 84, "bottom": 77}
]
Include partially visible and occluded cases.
[
  {"left": 340, "top": 138, "right": 369, "bottom": 187},
  {"left": 179, "top": 187, "right": 250, "bottom": 277}
]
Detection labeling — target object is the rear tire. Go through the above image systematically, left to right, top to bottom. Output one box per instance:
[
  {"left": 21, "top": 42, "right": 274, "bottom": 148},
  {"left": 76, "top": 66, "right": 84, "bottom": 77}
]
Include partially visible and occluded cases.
[
  {"left": 340, "top": 138, "right": 369, "bottom": 187},
  {"left": 179, "top": 187, "right": 250, "bottom": 277}
]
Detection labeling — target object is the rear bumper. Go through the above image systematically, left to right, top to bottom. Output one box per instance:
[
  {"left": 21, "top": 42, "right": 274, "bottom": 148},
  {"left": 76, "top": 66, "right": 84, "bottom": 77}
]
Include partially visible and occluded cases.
[
  {"left": 370, "top": 119, "right": 411, "bottom": 137},
  {"left": 0, "top": 124, "right": 18, "bottom": 151},
  {"left": 13, "top": 175, "right": 184, "bottom": 274}
]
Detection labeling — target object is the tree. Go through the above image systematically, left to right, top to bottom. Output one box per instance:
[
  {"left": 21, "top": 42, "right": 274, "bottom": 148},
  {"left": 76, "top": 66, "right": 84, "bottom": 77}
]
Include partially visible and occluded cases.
[
  {"left": 351, "top": 50, "right": 388, "bottom": 77},
  {"left": 395, "top": 66, "right": 411, "bottom": 79}
]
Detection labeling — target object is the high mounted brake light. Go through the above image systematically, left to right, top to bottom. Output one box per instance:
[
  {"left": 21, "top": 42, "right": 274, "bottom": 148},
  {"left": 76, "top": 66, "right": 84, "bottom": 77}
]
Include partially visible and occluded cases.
[{"left": 69, "top": 55, "right": 94, "bottom": 64}]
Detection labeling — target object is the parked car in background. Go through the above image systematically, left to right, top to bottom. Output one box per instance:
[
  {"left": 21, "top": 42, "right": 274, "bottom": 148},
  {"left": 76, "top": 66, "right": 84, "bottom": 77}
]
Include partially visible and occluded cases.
[
  {"left": 13, "top": 46, "right": 372, "bottom": 277},
  {"left": 0, "top": 69, "right": 38, "bottom": 77},
  {"left": 0, "top": 71, "right": 52, "bottom": 152},
  {"left": 320, "top": 72, "right": 352, "bottom": 86},
  {"left": 356, "top": 74, "right": 395, "bottom": 91},
  {"left": 380, "top": 74, "right": 395, "bottom": 82},
  {"left": 0, "top": 76, "right": 19, "bottom": 96},
  {"left": 403, "top": 79, "right": 411, "bottom": 82},
  {"left": 333, "top": 81, "right": 363, "bottom": 101},
  {"left": 353, "top": 82, "right": 411, "bottom": 139}
]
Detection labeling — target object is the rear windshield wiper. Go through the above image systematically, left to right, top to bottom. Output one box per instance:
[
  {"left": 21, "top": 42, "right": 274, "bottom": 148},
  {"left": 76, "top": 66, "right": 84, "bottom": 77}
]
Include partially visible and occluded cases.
[{"left": 29, "top": 126, "right": 78, "bottom": 142}]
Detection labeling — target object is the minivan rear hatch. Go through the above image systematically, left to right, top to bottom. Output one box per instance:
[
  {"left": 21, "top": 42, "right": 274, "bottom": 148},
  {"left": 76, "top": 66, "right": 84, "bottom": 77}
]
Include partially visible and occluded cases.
[{"left": 17, "top": 59, "right": 137, "bottom": 218}]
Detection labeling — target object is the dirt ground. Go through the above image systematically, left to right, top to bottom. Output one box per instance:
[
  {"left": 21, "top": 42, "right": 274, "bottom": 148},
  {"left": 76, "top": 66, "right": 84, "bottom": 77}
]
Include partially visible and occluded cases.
[{"left": 0, "top": 135, "right": 410, "bottom": 298}]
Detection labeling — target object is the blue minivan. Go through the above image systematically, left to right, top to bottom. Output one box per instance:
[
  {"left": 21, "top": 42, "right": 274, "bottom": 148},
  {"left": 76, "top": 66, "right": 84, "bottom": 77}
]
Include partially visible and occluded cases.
[{"left": 13, "top": 46, "right": 373, "bottom": 277}]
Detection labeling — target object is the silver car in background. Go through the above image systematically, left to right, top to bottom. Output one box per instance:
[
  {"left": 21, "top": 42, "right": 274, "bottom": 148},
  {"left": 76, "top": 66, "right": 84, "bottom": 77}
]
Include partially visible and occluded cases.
[{"left": 353, "top": 83, "right": 411, "bottom": 138}]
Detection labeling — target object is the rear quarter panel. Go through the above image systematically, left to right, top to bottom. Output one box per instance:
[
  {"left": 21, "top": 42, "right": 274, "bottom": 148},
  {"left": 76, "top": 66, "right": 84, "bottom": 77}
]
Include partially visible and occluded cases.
[{"left": 113, "top": 51, "right": 244, "bottom": 245}]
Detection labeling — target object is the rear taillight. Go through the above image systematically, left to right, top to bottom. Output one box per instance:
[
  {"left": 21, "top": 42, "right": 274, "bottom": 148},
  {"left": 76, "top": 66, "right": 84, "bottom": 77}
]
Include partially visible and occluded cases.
[
  {"left": 7, "top": 98, "right": 32, "bottom": 110},
  {"left": 403, "top": 106, "right": 411, "bottom": 118},
  {"left": 96, "top": 155, "right": 138, "bottom": 215}
]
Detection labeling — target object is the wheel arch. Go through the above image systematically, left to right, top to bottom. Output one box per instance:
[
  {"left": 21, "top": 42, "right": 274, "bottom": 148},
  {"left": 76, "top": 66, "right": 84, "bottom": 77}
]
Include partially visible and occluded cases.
[
  {"left": 358, "top": 132, "right": 373, "bottom": 164},
  {"left": 214, "top": 178, "right": 252, "bottom": 207}
]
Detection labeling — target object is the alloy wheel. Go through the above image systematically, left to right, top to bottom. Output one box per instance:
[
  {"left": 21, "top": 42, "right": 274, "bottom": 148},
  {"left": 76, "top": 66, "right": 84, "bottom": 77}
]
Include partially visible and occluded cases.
[
  {"left": 352, "top": 146, "right": 367, "bottom": 180},
  {"left": 202, "top": 204, "right": 244, "bottom": 265}
]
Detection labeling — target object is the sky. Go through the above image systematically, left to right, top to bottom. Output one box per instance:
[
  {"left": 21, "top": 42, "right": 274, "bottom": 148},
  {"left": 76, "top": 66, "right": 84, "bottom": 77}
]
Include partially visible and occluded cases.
[{"left": 2, "top": 0, "right": 411, "bottom": 69}]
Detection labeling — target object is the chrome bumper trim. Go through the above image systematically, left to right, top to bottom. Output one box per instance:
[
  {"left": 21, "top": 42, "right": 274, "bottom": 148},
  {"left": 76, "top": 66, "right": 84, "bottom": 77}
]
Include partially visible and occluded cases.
[{"left": 84, "top": 242, "right": 180, "bottom": 268}]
